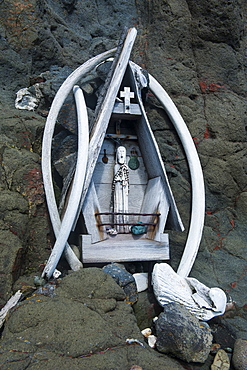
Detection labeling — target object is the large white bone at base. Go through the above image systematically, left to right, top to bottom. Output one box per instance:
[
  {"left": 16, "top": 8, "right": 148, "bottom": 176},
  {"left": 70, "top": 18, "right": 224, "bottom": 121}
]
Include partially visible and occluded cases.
[{"left": 152, "top": 263, "right": 227, "bottom": 321}]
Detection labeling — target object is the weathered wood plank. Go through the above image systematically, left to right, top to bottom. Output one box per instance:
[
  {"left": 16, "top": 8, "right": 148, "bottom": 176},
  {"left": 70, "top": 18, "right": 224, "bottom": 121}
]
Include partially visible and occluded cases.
[
  {"left": 75, "top": 28, "right": 138, "bottom": 229},
  {"left": 128, "top": 62, "right": 184, "bottom": 233},
  {"left": 112, "top": 102, "right": 142, "bottom": 117},
  {"left": 140, "top": 177, "right": 170, "bottom": 242},
  {"left": 82, "top": 181, "right": 105, "bottom": 244},
  {"left": 81, "top": 234, "right": 169, "bottom": 263}
]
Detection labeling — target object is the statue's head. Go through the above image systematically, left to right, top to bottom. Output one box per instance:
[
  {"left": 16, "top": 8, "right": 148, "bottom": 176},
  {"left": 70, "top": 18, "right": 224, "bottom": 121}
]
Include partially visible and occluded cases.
[{"left": 116, "top": 146, "right": 126, "bottom": 164}]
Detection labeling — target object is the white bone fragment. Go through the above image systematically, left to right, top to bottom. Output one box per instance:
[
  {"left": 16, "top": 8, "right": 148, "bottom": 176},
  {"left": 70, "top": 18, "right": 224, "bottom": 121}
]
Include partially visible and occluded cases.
[
  {"left": 148, "top": 75, "right": 205, "bottom": 278},
  {"left": 15, "top": 88, "right": 39, "bottom": 111},
  {"left": 152, "top": 263, "right": 227, "bottom": 321},
  {"left": 53, "top": 269, "right": 61, "bottom": 279},
  {"left": 133, "top": 273, "right": 148, "bottom": 292},
  {"left": 0, "top": 290, "right": 22, "bottom": 328},
  {"left": 141, "top": 328, "right": 152, "bottom": 337},
  {"left": 147, "top": 335, "right": 157, "bottom": 348},
  {"left": 126, "top": 338, "right": 145, "bottom": 347}
]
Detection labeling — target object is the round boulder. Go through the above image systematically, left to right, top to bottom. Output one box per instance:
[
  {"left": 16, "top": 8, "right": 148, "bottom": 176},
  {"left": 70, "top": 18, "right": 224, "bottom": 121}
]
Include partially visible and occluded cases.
[{"left": 155, "top": 302, "right": 213, "bottom": 363}]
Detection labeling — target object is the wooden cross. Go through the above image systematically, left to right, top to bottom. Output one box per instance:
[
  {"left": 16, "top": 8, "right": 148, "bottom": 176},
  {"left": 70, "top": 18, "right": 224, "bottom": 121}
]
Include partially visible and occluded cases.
[{"left": 120, "top": 87, "right": 134, "bottom": 113}]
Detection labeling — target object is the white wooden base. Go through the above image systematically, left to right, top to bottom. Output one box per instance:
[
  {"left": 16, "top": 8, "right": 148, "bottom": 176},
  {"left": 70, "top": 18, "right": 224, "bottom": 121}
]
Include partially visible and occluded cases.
[{"left": 80, "top": 233, "right": 169, "bottom": 263}]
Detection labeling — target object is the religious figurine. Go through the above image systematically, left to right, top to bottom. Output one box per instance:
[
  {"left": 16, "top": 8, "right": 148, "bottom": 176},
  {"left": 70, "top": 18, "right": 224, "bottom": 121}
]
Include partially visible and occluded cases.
[{"left": 112, "top": 146, "right": 129, "bottom": 233}]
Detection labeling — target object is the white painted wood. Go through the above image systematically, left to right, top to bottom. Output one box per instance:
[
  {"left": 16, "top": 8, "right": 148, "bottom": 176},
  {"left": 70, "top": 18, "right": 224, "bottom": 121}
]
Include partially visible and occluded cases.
[
  {"left": 76, "top": 28, "right": 138, "bottom": 228},
  {"left": 41, "top": 48, "right": 117, "bottom": 275},
  {"left": 80, "top": 51, "right": 184, "bottom": 262},
  {"left": 129, "top": 62, "right": 184, "bottom": 233},
  {"left": 148, "top": 74, "right": 205, "bottom": 278},
  {"left": 42, "top": 86, "right": 88, "bottom": 279},
  {"left": 120, "top": 87, "right": 134, "bottom": 113},
  {"left": 112, "top": 102, "right": 142, "bottom": 116},
  {"left": 140, "top": 177, "right": 170, "bottom": 242},
  {"left": 82, "top": 181, "right": 105, "bottom": 244},
  {"left": 93, "top": 183, "right": 146, "bottom": 218},
  {"left": 160, "top": 233, "right": 169, "bottom": 244},
  {"left": 81, "top": 234, "right": 169, "bottom": 263},
  {"left": 0, "top": 290, "right": 22, "bottom": 328}
]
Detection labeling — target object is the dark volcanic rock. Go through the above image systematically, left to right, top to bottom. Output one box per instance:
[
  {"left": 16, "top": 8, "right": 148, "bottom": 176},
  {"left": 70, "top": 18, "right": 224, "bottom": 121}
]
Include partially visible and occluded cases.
[
  {"left": 0, "top": 109, "right": 51, "bottom": 305},
  {"left": 103, "top": 263, "right": 138, "bottom": 304},
  {"left": 0, "top": 268, "right": 184, "bottom": 370},
  {"left": 155, "top": 303, "right": 213, "bottom": 363},
  {"left": 232, "top": 338, "right": 247, "bottom": 370}
]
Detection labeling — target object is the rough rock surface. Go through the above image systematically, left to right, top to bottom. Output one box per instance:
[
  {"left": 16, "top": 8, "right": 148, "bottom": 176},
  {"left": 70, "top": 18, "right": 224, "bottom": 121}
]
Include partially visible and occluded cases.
[
  {"left": 0, "top": 0, "right": 246, "bottom": 366},
  {"left": 0, "top": 109, "right": 51, "bottom": 306},
  {"left": 103, "top": 263, "right": 138, "bottom": 304},
  {"left": 0, "top": 268, "right": 184, "bottom": 370},
  {"left": 155, "top": 302, "right": 213, "bottom": 363},
  {"left": 232, "top": 338, "right": 247, "bottom": 370}
]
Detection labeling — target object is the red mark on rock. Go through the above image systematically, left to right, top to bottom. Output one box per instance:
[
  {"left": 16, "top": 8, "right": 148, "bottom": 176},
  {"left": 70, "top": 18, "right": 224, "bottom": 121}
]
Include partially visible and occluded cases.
[
  {"left": 199, "top": 81, "right": 224, "bottom": 93},
  {"left": 204, "top": 124, "right": 210, "bottom": 139},
  {"left": 193, "top": 137, "right": 199, "bottom": 145}
]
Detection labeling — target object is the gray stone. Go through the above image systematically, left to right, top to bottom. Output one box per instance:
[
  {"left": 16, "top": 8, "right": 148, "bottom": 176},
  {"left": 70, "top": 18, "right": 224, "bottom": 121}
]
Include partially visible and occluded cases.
[
  {"left": 103, "top": 263, "right": 138, "bottom": 304},
  {"left": 155, "top": 303, "right": 213, "bottom": 363},
  {"left": 232, "top": 338, "right": 247, "bottom": 370},
  {"left": 211, "top": 349, "right": 230, "bottom": 370}
]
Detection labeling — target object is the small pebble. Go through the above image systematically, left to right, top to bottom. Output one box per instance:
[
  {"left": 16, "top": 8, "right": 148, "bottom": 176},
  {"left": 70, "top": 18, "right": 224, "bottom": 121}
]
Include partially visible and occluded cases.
[
  {"left": 33, "top": 276, "right": 46, "bottom": 287},
  {"left": 141, "top": 328, "right": 152, "bottom": 337},
  {"left": 147, "top": 335, "right": 157, "bottom": 349},
  {"left": 211, "top": 343, "right": 221, "bottom": 353},
  {"left": 211, "top": 349, "right": 230, "bottom": 370}
]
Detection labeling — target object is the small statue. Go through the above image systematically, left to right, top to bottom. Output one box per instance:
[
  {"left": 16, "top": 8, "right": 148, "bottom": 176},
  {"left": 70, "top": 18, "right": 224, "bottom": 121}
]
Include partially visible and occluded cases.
[{"left": 112, "top": 146, "right": 129, "bottom": 233}]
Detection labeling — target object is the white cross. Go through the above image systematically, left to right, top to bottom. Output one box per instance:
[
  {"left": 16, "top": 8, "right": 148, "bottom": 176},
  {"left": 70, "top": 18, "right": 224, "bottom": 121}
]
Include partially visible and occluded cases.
[{"left": 120, "top": 87, "right": 134, "bottom": 113}]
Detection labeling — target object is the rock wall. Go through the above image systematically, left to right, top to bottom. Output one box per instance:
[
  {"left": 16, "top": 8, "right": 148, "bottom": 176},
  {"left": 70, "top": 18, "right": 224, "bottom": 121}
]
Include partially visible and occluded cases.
[{"left": 0, "top": 0, "right": 246, "bottom": 338}]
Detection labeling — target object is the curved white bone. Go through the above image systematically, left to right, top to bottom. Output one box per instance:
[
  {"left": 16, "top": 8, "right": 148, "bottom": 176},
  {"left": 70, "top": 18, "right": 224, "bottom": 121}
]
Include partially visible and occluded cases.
[
  {"left": 41, "top": 49, "right": 116, "bottom": 277},
  {"left": 148, "top": 75, "right": 205, "bottom": 278},
  {"left": 42, "top": 86, "right": 90, "bottom": 279}
]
